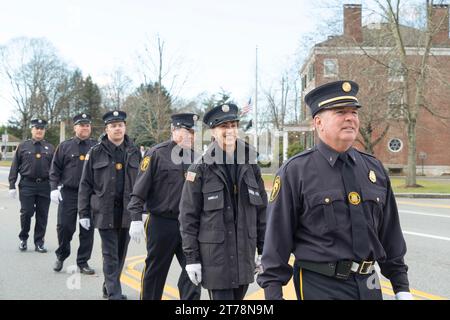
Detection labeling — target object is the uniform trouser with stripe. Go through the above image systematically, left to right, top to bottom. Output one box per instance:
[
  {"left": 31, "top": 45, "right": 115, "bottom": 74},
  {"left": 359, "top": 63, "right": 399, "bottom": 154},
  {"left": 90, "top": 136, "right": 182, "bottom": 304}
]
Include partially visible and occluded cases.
[
  {"left": 18, "top": 180, "right": 51, "bottom": 246},
  {"left": 55, "top": 188, "right": 94, "bottom": 266},
  {"left": 141, "top": 214, "right": 201, "bottom": 300},
  {"left": 98, "top": 228, "right": 130, "bottom": 300},
  {"left": 293, "top": 265, "right": 383, "bottom": 300},
  {"left": 208, "top": 285, "right": 249, "bottom": 300}
]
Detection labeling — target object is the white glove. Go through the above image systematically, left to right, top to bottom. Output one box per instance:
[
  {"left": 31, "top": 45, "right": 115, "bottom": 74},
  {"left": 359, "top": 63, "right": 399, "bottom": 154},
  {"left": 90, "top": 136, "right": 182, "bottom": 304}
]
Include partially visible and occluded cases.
[
  {"left": 50, "top": 186, "right": 63, "bottom": 204},
  {"left": 8, "top": 189, "right": 17, "bottom": 199},
  {"left": 142, "top": 213, "right": 149, "bottom": 223},
  {"left": 79, "top": 218, "right": 91, "bottom": 231},
  {"left": 129, "top": 221, "right": 145, "bottom": 244},
  {"left": 255, "top": 254, "right": 263, "bottom": 275},
  {"left": 185, "top": 263, "right": 202, "bottom": 286},
  {"left": 395, "top": 291, "right": 414, "bottom": 300}
]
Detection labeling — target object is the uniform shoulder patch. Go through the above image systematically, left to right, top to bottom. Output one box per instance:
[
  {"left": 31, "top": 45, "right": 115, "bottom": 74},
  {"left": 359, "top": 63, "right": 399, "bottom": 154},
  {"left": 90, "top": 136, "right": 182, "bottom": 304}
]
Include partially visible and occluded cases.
[
  {"left": 140, "top": 156, "right": 151, "bottom": 172},
  {"left": 269, "top": 176, "right": 281, "bottom": 202}
]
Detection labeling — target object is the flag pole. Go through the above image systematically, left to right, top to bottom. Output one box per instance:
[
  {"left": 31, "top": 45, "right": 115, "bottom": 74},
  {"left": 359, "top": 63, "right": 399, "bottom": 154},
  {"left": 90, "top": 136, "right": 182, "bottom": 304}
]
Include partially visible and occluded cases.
[{"left": 254, "top": 46, "right": 258, "bottom": 154}]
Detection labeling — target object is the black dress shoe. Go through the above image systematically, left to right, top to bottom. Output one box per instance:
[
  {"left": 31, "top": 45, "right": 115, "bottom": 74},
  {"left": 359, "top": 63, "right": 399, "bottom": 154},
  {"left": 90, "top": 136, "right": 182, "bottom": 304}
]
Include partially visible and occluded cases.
[
  {"left": 19, "top": 241, "right": 27, "bottom": 251},
  {"left": 35, "top": 245, "right": 47, "bottom": 253},
  {"left": 53, "top": 260, "right": 64, "bottom": 272},
  {"left": 78, "top": 264, "right": 95, "bottom": 275},
  {"left": 101, "top": 285, "right": 126, "bottom": 300},
  {"left": 108, "top": 294, "right": 128, "bottom": 300}
]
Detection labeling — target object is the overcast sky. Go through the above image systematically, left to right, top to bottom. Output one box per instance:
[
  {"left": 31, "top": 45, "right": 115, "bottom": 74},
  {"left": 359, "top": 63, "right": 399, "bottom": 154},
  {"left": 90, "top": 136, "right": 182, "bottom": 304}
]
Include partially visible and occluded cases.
[{"left": 0, "top": 0, "right": 343, "bottom": 125}]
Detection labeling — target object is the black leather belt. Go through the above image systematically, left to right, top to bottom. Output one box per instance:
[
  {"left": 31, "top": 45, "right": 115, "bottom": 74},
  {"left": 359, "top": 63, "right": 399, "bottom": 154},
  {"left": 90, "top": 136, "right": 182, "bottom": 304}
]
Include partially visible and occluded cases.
[
  {"left": 22, "top": 177, "right": 48, "bottom": 183},
  {"left": 296, "top": 260, "right": 375, "bottom": 280}
]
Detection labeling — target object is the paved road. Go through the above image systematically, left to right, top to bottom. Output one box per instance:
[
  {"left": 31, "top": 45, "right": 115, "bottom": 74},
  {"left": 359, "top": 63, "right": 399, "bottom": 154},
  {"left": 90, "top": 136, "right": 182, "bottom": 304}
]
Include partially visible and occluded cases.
[{"left": 0, "top": 167, "right": 448, "bottom": 300}]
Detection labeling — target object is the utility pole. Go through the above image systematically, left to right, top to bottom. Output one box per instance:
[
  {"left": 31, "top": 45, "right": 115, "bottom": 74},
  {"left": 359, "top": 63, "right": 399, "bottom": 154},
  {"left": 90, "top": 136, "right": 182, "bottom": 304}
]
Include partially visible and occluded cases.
[{"left": 254, "top": 46, "right": 258, "bottom": 154}]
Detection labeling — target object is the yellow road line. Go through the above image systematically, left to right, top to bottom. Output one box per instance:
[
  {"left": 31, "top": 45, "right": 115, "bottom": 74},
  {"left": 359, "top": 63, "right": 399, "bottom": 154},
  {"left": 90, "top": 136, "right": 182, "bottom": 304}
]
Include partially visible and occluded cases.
[
  {"left": 397, "top": 200, "right": 450, "bottom": 209},
  {"left": 121, "top": 256, "right": 447, "bottom": 301},
  {"left": 121, "top": 256, "right": 180, "bottom": 300},
  {"left": 380, "top": 280, "right": 446, "bottom": 300}
]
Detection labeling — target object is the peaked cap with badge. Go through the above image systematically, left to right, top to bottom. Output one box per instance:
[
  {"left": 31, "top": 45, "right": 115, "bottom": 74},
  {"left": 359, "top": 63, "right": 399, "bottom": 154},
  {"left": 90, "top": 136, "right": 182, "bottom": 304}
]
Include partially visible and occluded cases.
[
  {"left": 304, "top": 80, "right": 361, "bottom": 118},
  {"left": 203, "top": 103, "right": 239, "bottom": 128},
  {"left": 102, "top": 110, "right": 127, "bottom": 125},
  {"left": 73, "top": 113, "right": 92, "bottom": 126},
  {"left": 171, "top": 113, "right": 199, "bottom": 130},
  {"left": 30, "top": 119, "right": 48, "bottom": 129}
]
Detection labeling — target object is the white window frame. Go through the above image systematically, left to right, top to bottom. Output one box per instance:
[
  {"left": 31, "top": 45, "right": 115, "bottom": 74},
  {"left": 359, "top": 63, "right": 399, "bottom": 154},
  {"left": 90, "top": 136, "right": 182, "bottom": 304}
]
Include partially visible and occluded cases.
[
  {"left": 323, "top": 59, "right": 338, "bottom": 78},
  {"left": 388, "top": 138, "right": 403, "bottom": 153}
]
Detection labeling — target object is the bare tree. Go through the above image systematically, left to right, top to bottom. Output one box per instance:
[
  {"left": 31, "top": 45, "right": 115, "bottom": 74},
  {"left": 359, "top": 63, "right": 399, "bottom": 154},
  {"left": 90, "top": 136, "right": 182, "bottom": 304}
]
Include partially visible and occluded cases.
[
  {"left": 301, "top": 0, "right": 450, "bottom": 186},
  {"left": 366, "top": 0, "right": 450, "bottom": 186},
  {"left": 125, "top": 35, "right": 192, "bottom": 145},
  {"left": 0, "top": 37, "right": 72, "bottom": 139},
  {"left": 101, "top": 67, "right": 132, "bottom": 110},
  {"left": 262, "top": 68, "right": 300, "bottom": 131}
]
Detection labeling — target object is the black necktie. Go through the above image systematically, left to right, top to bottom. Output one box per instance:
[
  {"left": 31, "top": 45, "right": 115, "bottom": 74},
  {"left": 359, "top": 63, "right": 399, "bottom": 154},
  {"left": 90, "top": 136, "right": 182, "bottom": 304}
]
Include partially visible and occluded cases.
[
  {"left": 35, "top": 142, "right": 42, "bottom": 178},
  {"left": 338, "top": 152, "right": 370, "bottom": 260}
]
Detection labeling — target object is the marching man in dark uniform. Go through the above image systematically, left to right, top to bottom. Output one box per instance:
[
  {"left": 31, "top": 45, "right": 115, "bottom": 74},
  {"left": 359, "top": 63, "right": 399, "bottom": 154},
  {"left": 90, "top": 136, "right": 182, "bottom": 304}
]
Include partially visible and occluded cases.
[
  {"left": 257, "top": 80, "right": 413, "bottom": 300},
  {"left": 179, "top": 104, "right": 267, "bottom": 300},
  {"left": 78, "top": 110, "right": 141, "bottom": 300},
  {"left": 50, "top": 113, "right": 97, "bottom": 274},
  {"left": 128, "top": 113, "right": 202, "bottom": 300},
  {"left": 9, "top": 119, "right": 55, "bottom": 253}
]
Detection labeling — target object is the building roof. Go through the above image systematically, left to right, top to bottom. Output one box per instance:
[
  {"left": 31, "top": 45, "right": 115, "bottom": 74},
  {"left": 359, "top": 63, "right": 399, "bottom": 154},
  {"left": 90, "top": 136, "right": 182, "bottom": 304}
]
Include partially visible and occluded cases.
[{"left": 316, "top": 23, "right": 450, "bottom": 48}]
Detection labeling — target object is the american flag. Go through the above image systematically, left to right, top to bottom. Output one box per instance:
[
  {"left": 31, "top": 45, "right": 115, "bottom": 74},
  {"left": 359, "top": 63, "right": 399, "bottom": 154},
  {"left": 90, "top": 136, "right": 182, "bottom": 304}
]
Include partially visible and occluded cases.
[{"left": 240, "top": 97, "right": 252, "bottom": 116}]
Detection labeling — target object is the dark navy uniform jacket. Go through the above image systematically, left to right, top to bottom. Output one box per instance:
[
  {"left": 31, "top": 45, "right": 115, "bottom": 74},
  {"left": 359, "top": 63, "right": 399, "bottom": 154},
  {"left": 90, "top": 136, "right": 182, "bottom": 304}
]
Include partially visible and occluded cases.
[
  {"left": 78, "top": 134, "right": 140, "bottom": 229},
  {"left": 49, "top": 137, "right": 97, "bottom": 191},
  {"left": 9, "top": 139, "right": 55, "bottom": 189},
  {"left": 128, "top": 140, "right": 196, "bottom": 221},
  {"left": 179, "top": 140, "right": 267, "bottom": 290},
  {"left": 257, "top": 141, "right": 409, "bottom": 299}
]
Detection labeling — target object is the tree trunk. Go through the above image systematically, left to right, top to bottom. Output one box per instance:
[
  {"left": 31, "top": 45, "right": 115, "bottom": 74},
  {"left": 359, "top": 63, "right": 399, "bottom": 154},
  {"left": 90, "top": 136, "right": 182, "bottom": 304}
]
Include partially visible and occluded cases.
[{"left": 406, "top": 118, "right": 417, "bottom": 187}]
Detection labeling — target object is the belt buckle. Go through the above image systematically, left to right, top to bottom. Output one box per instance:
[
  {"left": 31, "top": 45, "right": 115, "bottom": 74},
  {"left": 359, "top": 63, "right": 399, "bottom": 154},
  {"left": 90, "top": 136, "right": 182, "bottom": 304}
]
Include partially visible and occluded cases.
[{"left": 359, "top": 261, "right": 373, "bottom": 275}]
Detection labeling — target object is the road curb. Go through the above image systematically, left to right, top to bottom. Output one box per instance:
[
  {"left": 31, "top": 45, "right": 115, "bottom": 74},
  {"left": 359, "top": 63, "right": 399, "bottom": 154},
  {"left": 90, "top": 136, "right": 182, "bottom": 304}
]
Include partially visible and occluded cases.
[{"left": 395, "top": 193, "right": 450, "bottom": 199}]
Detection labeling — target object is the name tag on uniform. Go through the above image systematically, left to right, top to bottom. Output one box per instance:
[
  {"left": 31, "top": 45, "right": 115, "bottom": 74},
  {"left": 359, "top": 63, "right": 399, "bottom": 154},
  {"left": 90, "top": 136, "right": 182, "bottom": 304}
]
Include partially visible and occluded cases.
[
  {"left": 186, "top": 171, "right": 196, "bottom": 182},
  {"left": 248, "top": 189, "right": 260, "bottom": 196},
  {"left": 208, "top": 195, "right": 219, "bottom": 201}
]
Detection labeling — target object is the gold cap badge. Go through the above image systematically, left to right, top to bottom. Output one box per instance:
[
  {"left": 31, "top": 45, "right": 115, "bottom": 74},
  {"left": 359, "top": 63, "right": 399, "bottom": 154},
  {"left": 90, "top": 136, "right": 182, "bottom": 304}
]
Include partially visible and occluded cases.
[{"left": 342, "top": 82, "right": 352, "bottom": 93}]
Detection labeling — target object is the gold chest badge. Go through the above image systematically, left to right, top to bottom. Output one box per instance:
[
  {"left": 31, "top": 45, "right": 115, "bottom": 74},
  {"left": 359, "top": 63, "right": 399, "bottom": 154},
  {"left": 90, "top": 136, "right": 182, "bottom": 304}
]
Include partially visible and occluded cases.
[
  {"left": 35, "top": 153, "right": 41, "bottom": 159},
  {"left": 79, "top": 155, "right": 86, "bottom": 161},
  {"left": 115, "top": 163, "right": 123, "bottom": 170},
  {"left": 369, "top": 170, "right": 377, "bottom": 183},
  {"left": 348, "top": 192, "right": 361, "bottom": 205}
]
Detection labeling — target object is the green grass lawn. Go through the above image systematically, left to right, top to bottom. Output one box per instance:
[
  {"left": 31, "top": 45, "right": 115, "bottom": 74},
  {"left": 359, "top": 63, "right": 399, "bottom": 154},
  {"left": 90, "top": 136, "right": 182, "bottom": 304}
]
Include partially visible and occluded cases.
[
  {"left": 0, "top": 160, "right": 12, "bottom": 167},
  {"left": 262, "top": 174, "right": 450, "bottom": 194},
  {"left": 390, "top": 178, "right": 450, "bottom": 194}
]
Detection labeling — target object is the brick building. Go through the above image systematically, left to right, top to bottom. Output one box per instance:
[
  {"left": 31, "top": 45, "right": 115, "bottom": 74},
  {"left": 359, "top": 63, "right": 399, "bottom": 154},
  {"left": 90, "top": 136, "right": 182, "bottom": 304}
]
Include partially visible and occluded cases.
[{"left": 299, "top": 3, "right": 450, "bottom": 176}]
